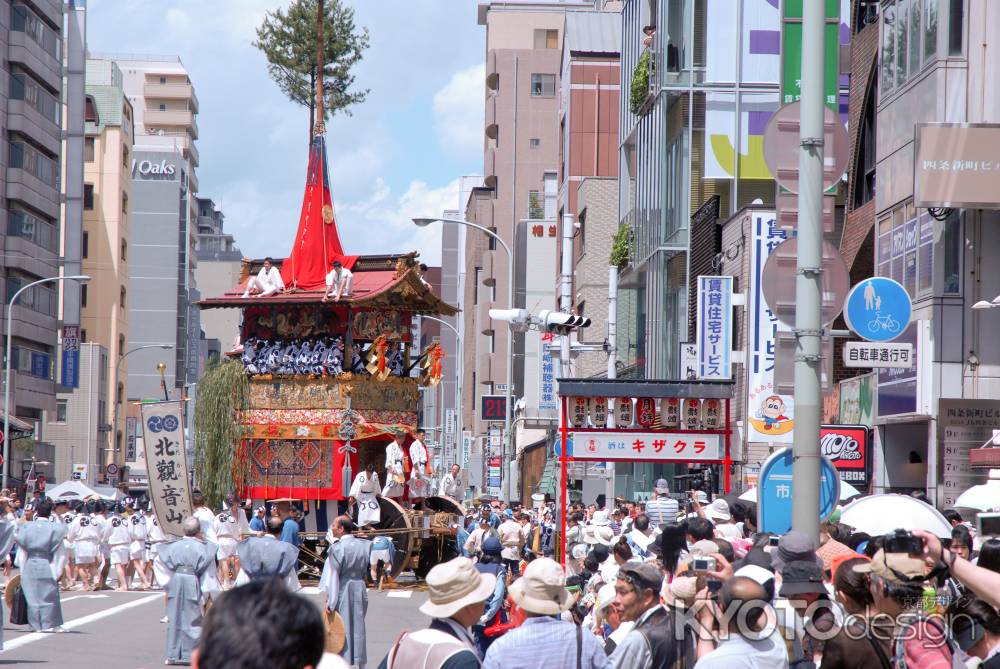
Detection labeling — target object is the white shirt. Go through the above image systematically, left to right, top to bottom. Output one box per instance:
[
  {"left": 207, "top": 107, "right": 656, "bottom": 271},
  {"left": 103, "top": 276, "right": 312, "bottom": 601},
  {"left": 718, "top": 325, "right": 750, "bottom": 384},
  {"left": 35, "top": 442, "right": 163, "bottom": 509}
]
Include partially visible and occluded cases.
[
  {"left": 257, "top": 265, "right": 285, "bottom": 291},
  {"left": 325, "top": 267, "right": 352, "bottom": 292},
  {"left": 409, "top": 440, "right": 428, "bottom": 479},
  {"left": 385, "top": 442, "right": 405, "bottom": 478},
  {"left": 349, "top": 471, "right": 381, "bottom": 497},
  {"left": 438, "top": 472, "right": 463, "bottom": 498},
  {"left": 193, "top": 506, "right": 217, "bottom": 542},
  {"left": 497, "top": 519, "right": 522, "bottom": 560},
  {"left": 714, "top": 522, "right": 743, "bottom": 541},
  {"left": 693, "top": 632, "right": 788, "bottom": 669}
]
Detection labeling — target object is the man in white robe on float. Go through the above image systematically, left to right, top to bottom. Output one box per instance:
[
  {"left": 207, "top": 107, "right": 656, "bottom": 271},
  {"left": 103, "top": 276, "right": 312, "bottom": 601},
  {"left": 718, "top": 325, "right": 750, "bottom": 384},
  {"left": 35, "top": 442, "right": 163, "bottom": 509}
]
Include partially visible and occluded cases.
[
  {"left": 241, "top": 257, "right": 285, "bottom": 298},
  {"left": 382, "top": 430, "right": 407, "bottom": 501}
]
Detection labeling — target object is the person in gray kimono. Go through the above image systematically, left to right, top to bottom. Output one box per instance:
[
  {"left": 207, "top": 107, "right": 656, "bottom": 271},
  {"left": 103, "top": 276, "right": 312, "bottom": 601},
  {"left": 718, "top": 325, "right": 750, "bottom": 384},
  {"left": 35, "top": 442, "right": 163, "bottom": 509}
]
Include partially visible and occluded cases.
[
  {"left": 15, "top": 498, "right": 68, "bottom": 632},
  {"left": 0, "top": 514, "right": 16, "bottom": 647},
  {"left": 320, "top": 515, "right": 372, "bottom": 668},
  {"left": 235, "top": 516, "right": 301, "bottom": 591},
  {"left": 154, "top": 517, "right": 218, "bottom": 665}
]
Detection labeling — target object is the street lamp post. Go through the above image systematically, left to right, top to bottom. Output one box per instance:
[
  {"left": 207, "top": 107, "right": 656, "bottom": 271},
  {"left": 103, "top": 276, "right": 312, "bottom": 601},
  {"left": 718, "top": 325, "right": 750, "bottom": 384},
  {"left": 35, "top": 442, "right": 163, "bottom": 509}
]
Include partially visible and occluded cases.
[
  {"left": 414, "top": 216, "right": 514, "bottom": 501},
  {"left": 3, "top": 274, "right": 90, "bottom": 490},
  {"left": 420, "top": 314, "right": 462, "bottom": 468},
  {"left": 107, "top": 344, "right": 173, "bottom": 473}
]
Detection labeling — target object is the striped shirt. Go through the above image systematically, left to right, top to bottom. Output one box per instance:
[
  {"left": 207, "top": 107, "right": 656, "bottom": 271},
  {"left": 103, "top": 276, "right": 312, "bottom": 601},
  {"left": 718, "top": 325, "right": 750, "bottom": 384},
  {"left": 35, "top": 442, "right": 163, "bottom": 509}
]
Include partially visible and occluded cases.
[
  {"left": 644, "top": 496, "right": 679, "bottom": 527},
  {"left": 483, "top": 616, "right": 611, "bottom": 669}
]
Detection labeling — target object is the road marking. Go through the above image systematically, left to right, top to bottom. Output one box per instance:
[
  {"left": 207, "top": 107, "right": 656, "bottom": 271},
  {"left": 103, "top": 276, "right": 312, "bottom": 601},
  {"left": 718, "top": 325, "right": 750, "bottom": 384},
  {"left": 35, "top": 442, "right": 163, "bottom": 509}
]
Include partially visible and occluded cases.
[
  {"left": 387, "top": 591, "right": 412, "bottom": 599},
  {"left": 3, "top": 593, "right": 161, "bottom": 651},
  {"left": 61, "top": 594, "right": 110, "bottom": 603}
]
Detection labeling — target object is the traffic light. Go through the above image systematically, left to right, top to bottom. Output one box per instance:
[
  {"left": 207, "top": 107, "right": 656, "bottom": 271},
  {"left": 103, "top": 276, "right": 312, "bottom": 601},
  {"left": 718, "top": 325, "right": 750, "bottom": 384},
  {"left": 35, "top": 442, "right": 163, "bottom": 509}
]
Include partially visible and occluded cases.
[
  {"left": 488, "top": 308, "right": 530, "bottom": 328},
  {"left": 537, "top": 310, "right": 591, "bottom": 334}
]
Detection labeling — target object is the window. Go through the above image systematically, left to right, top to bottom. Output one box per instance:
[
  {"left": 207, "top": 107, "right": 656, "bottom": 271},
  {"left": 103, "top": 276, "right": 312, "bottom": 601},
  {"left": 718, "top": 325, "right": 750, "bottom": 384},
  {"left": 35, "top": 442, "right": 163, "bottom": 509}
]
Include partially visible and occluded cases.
[
  {"left": 881, "top": 0, "right": 939, "bottom": 95},
  {"left": 949, "top": 0, "right": 964, "bottom": 55},
  {"left": 11, "top": 4, "right": 59, "bottom": 60},
  {"left": 533, "top": 29, "right": 558, "bottom": 49},
  {"left": 10, "top": 72, "right": 59, "bottom": 124},
  {"left": 530, "top": 73, "right": 556, "bottom": 97},
  {"left": 159, "top": 76, "right": 167, "bottom": 84},
  {"left": 852, "top": 77, "right": 877, "bottom": 208},
  {"left": 84, "top": 95, "right": 98, "bottom": 123},
  {"left": 158, "top": 103, "right": 166, "bottom": 111},
  {"left": 84, "top": 137, "right": 95, "bottom": 162},
  {"left": 529, "top": 138, "right": 540, "bottom": 149},
  {"left": 9, "top": 141, "right": 57, "bottom": 187},
  {"left": 122, "top": 146, "right": 129, "bottom": 169},
  {"left": 543, "top": 172, "right": 557, "bottom": 219},
  {"left": 84, "top": 184, "right": 94, "bottom": 210},
  {"left": 528, "top": 190, "right": 545, "bottom": 219},
  {"left": 122, "top": 193, "right": 128, "bottom": 214},
  {"left": 877, "top": 204, "right": 936, "bottom": 299},
  {"left": 8, "top": 209, "right": 55, "bottom": 252},
  {"left": 943, "top": 210, "right": 961, "bottom": 294},
  {"left": 82, "top": 231, "right": 89, "bottom": 258},
  {"left": 121, "top": 239, "right": 127, "bottom": 262},
  {"left": 473, "top": 267, "right": 481, "bottom": 305},
  {"left": 7, "top": 274, "right": 55, "bottom": 314},
  {"left": 81, "top": 283, "right": 88, "bottom": 307},
  {"left": 120, "top": 286, "right": 127, "bottom": 309},
  {"left": 80, "top": 329, "right": 87, "bottom": 343},
  {"left": 118, "top": 334, "right": 125, "bottom": 357},
  {"left": 11, "top": 345, "right": 51, "bottom": 379},
  {"left": 117, "top": 381, "right": 124, "bottom": 405},
  {"left": 55, "top": 399, "right": 67, "bottom": 423}
]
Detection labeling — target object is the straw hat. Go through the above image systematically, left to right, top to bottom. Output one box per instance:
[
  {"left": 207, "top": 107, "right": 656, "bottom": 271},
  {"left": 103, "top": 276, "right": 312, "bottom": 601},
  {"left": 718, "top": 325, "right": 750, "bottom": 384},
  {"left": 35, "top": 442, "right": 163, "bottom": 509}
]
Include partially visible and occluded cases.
[
  {"left": 705, "top": 498, "right": 732, "bottom": 522},
  {"left": 590, "top": 510, "right": 611, "bottom": 527},
  {"left": 591, "top": 526, "right": 616, "bottom": 547},
  {"left": 419, "top": 557, "right": 497, "bottom": 619},
  {"left": 509, "top": 558, "right": 573, "bottom": 615},
  {"left": 4, "top": 574, "right": 19, "bottom": 610},
  {"left": 323, "top": 610, "right": 346, "bottom": 654}
]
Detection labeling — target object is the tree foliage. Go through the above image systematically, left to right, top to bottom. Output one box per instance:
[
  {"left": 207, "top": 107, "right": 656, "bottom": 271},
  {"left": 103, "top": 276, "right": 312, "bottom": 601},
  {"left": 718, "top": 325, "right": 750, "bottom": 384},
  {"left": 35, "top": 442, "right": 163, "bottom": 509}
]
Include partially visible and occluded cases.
[
  {"left": 253, "top": 0, "right": 370, "bottom": 120},
  {"left": 193, "top": 359, "right": 250, "bottom": 508}
]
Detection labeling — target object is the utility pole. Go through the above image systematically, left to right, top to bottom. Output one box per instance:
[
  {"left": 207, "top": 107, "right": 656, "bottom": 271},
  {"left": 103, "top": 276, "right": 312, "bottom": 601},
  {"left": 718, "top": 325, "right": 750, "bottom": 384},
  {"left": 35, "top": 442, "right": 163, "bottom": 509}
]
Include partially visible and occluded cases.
[
  {"left": 791, "top": 0, "right": 824, "bottom": 540},
  {"left": 605, "top": 267, "right": 617, "bottom": 505}
]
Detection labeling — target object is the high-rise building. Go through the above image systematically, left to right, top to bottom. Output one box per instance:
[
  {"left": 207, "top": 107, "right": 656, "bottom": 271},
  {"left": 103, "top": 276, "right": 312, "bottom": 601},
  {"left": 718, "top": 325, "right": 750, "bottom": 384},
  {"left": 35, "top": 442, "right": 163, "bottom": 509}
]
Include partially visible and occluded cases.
[
  {"left": 0, "top": 0, "right": 67, "bottom": 483},
  {"left": 96, "top": 55, "right": 202, "bottom": 400},
  {"left": 46, "top": 58, "right": 136, "bottom": 484},
  {"left": 194, "top": 196, "right": 241, "bottom": 359}
]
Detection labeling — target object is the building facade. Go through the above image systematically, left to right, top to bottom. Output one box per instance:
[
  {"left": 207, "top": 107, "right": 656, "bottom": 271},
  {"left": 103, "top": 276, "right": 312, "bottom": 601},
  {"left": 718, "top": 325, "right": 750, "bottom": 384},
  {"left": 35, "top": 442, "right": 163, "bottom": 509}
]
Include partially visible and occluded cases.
[
  {"left": 0, "top": 0, "right": 66, "bottom": 482},
  {"left": 101, "top": 55, "right": 202, "bottom": 399},
  {"left": 46, "top": 58, "right": 136, "bottom": 482},
  {"left": 193, "top": 196, "right": 241, "bottom": 357},
  {"left": 45, "top": 343, "right": 108, "bottom": 485}
]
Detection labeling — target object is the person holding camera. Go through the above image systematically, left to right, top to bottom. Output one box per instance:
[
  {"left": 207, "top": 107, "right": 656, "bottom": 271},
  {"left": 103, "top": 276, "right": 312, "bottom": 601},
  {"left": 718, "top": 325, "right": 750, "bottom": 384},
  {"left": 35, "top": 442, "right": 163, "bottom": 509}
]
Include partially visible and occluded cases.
[
  {"left": 913, "top": 529, "right": 1000, "bottom": 611},
  {"left": 853, "top": 536, "right": 958, "bottom": 669}
]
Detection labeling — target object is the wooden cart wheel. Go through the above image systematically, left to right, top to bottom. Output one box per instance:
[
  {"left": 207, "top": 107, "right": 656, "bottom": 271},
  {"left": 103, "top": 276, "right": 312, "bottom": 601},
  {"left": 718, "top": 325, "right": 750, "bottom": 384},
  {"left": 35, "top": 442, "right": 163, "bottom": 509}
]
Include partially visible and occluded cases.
[{"left": 352, "top": 495, "right": 412, "bottom": 579}]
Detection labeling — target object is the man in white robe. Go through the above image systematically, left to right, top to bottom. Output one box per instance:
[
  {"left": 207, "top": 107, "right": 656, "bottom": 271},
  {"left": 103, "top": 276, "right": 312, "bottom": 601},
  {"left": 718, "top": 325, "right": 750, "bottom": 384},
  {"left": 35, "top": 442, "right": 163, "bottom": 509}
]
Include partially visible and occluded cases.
[
  {"left": 241, "top": 257, "right": 285, "bottom": 298},
  {"left": 322, "top": 259, "right": 353, "bottom": 302},
  {"left": 407, "top": 429, "right": 431, "bottom": 503},
  {"left": 382, "top": 432, "right": 407, "bottom": 500},
  {"left": 438, "top": 463, "right": 464, "bottom": 499},
  {"left": 349, "top": 464, "right": 381, "bottom": 527},
  {"left": 15, "top": 499, "right": 68, "bottom": 632},
  {"left": 213, "top": 502, "right": 249, "bottom": 590},
  {"left": 235, "top": 516, "right": 301, "bottom": 591}
]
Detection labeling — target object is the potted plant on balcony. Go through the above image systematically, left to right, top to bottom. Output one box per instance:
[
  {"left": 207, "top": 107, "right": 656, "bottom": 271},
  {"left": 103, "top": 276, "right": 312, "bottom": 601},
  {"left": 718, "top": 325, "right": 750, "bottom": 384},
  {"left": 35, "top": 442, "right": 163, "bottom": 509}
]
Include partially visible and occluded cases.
[
  {"left": 629, "top": 50, "right": 652, "bottom": 115},
  {"left": 610, "top": 223, "right": 633, "bottom": 270}
]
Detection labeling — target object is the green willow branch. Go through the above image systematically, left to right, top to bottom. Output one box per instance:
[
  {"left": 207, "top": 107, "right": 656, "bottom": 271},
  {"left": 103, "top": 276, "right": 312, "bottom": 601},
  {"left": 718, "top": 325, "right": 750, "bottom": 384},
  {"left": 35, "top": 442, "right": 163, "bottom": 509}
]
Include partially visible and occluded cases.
[{"left": 193, "top": 359, "right": 250, "bottom": 508}]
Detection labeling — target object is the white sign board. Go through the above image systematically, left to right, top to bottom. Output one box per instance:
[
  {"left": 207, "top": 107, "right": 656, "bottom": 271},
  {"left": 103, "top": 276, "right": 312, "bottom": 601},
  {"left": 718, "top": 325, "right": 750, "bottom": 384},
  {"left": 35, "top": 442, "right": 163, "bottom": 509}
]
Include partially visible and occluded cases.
[
  {"left": 746, "top": 212, "right": 794, "bottom": 442},
  {"left": 696, "top": 276, "right": 733, "bottom": 380},
  {"left": 62, "top": 325, "right": 80, "bottom": 352},
  {"left": 538, "top": 332, "right": 557, "bottom": 411},
  {"left": 843, "top": 342, "right": 914, "bottom": 369},
  {"left": 140, "top": 401, "right": 193, "bottom": 538},
  {"left": 569, "top": 432, "right": 721, "bottom": 462}
]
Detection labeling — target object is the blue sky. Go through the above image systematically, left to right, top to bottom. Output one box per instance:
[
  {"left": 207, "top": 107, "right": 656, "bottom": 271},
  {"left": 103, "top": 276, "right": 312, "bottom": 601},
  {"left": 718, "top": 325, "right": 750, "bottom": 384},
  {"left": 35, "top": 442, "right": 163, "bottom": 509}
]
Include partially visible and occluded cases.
[{"left": 88, "top": 0, "right": 486, "bottom": 265}]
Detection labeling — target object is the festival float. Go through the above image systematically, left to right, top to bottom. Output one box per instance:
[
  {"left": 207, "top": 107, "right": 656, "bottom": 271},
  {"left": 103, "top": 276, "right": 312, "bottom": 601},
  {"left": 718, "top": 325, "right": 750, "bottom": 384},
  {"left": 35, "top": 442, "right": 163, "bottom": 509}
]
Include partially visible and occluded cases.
[{"left": 196, "top": 79, "right": 462, "bottom": 580}]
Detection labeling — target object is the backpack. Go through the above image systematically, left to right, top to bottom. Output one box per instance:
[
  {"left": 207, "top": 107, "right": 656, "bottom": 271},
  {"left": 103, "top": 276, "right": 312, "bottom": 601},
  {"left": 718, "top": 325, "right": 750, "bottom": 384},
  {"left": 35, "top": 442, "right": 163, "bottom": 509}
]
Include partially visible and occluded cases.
[{"left": 891, "top": 612, "right": 964, "bottom": 669}]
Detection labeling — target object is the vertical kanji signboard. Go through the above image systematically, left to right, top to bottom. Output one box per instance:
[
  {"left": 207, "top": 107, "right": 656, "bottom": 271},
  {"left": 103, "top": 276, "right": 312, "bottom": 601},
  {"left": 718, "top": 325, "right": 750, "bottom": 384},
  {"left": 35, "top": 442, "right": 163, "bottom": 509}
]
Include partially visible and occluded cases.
[{"left": 141, "top": 400, "right": 193, "bottom": 537}]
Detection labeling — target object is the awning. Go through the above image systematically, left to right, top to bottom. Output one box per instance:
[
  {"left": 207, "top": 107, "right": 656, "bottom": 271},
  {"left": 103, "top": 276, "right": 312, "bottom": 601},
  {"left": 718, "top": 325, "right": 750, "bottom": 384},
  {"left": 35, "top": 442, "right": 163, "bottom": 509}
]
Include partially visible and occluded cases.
[{"left": 0, "top": 412, "right": 34, "bottom": 441}]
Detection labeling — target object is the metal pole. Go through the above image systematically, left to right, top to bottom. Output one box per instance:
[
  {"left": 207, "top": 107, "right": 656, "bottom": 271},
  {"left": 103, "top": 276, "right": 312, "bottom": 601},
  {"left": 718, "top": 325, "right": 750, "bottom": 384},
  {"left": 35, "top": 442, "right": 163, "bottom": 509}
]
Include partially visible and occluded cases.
[
  {"left": 792, "top": 0, "right": 824, "bottom": 541},
  {"left": 504, "top": 248, "right": 513, "bottom": 502},
  {"left": 606, "top": 266, "right": 618, "bottom": 506},
  {"left": 3, "top": 276, "right": 87, "bottom": 490},
  {"left": 421, "top": 315, "right": 463, "bottom": 469},
  {"left": 110, "top": 344, "right": 172, "bottom": 472}
]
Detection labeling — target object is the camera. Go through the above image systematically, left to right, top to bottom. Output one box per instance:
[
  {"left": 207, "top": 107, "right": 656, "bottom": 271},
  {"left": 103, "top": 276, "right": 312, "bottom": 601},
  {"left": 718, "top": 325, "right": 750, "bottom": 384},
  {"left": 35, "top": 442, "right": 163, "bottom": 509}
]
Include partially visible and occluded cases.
[
  {"left": 977, "top": 512, "right": 1000, "bottom": 537},
  {"left": 883, "top": 529, "right": 924, "bottom": 555},
  {"left": 768, "top": 535, "right": 780, "bottom": 547},
  {"left": 692, "top": 556, "right": 717, "bottom": 572}
]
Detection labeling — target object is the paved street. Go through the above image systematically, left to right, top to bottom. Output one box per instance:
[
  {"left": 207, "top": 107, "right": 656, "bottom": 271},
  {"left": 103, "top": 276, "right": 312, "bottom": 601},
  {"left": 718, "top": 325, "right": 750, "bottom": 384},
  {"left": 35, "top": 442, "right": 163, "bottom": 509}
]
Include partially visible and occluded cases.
[{"left": 0, "top": 586, "right": 429, "bottom": 668}]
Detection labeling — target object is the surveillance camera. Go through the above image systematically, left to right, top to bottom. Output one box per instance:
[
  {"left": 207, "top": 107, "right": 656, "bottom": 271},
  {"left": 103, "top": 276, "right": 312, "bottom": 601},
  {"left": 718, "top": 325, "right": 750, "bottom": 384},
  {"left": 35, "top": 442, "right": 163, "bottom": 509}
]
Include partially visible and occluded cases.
[{"left": 573, "top": 221, "right": 581, "bottom": 229}]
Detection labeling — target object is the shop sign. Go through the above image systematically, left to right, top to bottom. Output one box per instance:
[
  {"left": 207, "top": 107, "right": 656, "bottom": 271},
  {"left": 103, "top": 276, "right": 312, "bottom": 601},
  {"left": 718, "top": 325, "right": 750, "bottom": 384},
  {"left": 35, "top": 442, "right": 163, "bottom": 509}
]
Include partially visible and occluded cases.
[
  {"left": 915, "top": 124, "right": 1000, "bottom": 208},
  {"left": 696, "top": 276, "right": 733, "bottom": 380},
  {"left": 820, "top": 424, "right": 870, "bottom": 486},
  {"left": 569, "top": 431, "right": 721, "bottom": 462}
]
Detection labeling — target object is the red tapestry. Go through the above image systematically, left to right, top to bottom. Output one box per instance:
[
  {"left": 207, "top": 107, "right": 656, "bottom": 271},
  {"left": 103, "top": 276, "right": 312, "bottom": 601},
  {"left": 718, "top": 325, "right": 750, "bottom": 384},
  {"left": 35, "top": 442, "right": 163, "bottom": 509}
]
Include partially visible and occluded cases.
[{"left": 239, "top": 438, "right": 357, "bottom": 500}]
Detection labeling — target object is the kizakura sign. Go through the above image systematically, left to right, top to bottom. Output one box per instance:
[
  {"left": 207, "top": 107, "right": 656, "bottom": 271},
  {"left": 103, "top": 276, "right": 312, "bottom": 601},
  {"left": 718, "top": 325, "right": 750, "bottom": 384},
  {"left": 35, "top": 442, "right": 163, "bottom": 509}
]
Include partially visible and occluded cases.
[{"left": 140, "top": 401, "right": 192, "bottom": 538}]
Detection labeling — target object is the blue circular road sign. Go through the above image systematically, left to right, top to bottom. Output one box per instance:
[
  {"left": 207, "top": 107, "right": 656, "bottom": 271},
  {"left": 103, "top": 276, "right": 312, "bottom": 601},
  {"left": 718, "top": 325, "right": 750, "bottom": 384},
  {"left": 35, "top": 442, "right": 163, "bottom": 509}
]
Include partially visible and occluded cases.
[{"left": 843, "top": 277, "right": 911, "bottom": 342}]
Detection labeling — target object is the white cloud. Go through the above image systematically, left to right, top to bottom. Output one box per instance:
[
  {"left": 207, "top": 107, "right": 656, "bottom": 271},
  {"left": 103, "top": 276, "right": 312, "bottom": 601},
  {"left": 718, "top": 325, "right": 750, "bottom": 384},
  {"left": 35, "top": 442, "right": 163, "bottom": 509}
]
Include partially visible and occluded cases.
[{"left": 433, "top": 63, "right": 485, "bottom": 160}]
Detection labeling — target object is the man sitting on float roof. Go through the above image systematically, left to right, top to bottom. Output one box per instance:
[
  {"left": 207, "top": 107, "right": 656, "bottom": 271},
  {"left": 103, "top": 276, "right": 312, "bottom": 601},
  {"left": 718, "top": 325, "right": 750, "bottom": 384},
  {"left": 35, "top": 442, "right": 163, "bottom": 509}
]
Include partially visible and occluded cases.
[
  {"left": 242, "top": 257, "right": 285, "bottom": 298},
  {"left": 323, "top": 259, "right": 353, "bottom": 302}
]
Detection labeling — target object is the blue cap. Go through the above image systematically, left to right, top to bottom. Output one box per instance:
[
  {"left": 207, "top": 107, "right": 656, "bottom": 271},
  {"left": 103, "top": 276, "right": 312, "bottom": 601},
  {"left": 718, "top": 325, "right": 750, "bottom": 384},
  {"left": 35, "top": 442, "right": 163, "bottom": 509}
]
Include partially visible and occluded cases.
[
  {"left": 503, "top": 509, "right": 514, "bottom": 518},
  {"left": 482, "top": 536, "right": 502, "bottom": 555}
]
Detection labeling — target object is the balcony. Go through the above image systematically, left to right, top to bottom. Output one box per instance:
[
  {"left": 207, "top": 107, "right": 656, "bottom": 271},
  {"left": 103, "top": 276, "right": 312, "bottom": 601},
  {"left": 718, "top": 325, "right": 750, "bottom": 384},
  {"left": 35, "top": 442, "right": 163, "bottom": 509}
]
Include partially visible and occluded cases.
[
  {"left": 144, "top": 82, "right": 199, "bottom": 112},
  {"left": 144, "top": 109, "right": 197, "bottom": 137},
  {"left": 185, "top": 140, "right": 200, "bottom": 167}
]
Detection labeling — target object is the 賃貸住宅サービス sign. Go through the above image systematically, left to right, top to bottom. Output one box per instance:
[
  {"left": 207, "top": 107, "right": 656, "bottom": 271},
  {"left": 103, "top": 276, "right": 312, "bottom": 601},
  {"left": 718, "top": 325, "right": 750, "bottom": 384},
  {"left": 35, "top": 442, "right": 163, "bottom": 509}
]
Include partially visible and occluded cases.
[{"left": 914, "top": 124, "right": 1000, "bottom": 209}]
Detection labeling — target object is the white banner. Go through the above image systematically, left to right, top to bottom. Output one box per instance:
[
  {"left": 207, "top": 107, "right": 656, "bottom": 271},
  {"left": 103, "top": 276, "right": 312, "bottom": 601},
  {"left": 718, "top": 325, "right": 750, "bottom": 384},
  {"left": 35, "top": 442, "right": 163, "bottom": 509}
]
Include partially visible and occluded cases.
[
  {"left": 746, "top": 212, "right": 794, "bottom": 442},
  {"left": 696, "top": 276, "right": 733, "bottom": 379},
  {"left": 843, "top": 342, "right": 914, "bottom": 369},
  {"left": 140, "top": 401, "right": 193, "bottom": 538},
  {"left": 569, "top": 432, "right": 721, "bottom": 462}
]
